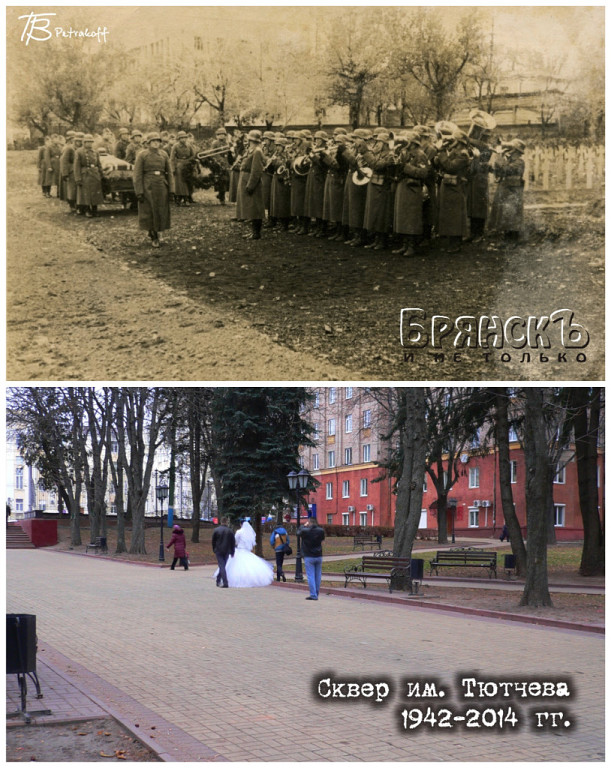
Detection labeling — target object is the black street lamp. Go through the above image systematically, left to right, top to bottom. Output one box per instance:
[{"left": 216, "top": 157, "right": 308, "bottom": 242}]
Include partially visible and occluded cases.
[
  {"left": 288, "top": 468, "right": 309, "bottom": 583},
  {"left": 157, "top": 480, "right": 169, "bottom": 562}
]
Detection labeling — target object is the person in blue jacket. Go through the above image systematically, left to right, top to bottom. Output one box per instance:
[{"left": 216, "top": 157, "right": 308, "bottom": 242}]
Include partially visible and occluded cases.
[{"left": 270, "top": 524, "right": 290, "bottom": 582}]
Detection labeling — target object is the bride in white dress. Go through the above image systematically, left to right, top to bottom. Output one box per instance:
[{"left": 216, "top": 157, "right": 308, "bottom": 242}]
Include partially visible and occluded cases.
[{"left": 213, "top": 520, "right": 274, "bottom": 588}]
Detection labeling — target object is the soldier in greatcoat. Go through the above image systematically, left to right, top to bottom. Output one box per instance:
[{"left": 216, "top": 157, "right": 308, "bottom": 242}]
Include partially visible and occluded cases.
[
  {"left": 414, "top": 125, "right": 438, "bottom": 244},
  {"left": 210, "top": 127, "right": 232, "bottom": 205},
  {"left": 113, "top": 128, "right": 130, "bottom": 160},
  {"left": 343, "top": 128, "right": 372, "bottom": 246},
  {"left": 290, "top": 129, "right": 312, "bottom": 234},
  {"left": 433, "top": 129, "right": 472, "bottom": 253},
  {"left": 125, "top": 130, "right": 144, "bottom": 164},
  {"left": 229, "top": 130, "right": 245, "bottom": 207},
  {"left": 238, "top": 130, "right": 266, "bottom": 240},
  {"left": 304, "top": 130, "right": 330, "bottom": 237},
  {"left": 59, "top": 131, "right": 77, "bottom": 212},
  {"left": 170, "top": 131, "right": 196, "bottom": 206},
  {"left": 260, "top": 131, "right": 276, "bottom": 220},
  {"left": 322, "top": 131, "right": 350, "bottom": 240},
  {"left": 362, "top": 131, "right": 395, "bottom": 250},
  {"left": 392, "top": 132, "right": 431, "bottom": 256},
  {"left": 133, "top": 133, "right": 173, "bottom": 248},
  {"left": 43, "top": 134, "right": 62, "bottom": 197},
  {"left": 73, "top": 134, "right": 104, "bottom": 217},
  {"left": 269, "top": 135, "right": 292, "bottom": 230},
  {"left": 37, "top": 137, "right": 48, "bottom": 195},
  {"left": 489, "top": 139, "right": 526, "bottom": 245},
  {"left": 466, "top": 140, "right": 494, "bottom": 241}
]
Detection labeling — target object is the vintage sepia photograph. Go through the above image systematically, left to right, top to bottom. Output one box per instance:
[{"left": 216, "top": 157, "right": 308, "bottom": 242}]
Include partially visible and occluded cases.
[
  {"left": 6, "top": 5, "right": 605, "bottom": 381},
  {"left": 6, "top": 385, "right": 605, "bottom": 761}
]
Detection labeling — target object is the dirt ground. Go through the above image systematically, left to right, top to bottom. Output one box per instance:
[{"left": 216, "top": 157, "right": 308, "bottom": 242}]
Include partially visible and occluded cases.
[
  {"left": 6, "top": 151, "right": 604, "bottom": 381},
  {"left": 6, "top": 717, "right": 159, "bottom": 762}
]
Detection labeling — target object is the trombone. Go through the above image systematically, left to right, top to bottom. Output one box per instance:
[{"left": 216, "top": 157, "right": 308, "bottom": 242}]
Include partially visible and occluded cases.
[{"left": 196, "top": 146, "right": 232, "bottom": 161}]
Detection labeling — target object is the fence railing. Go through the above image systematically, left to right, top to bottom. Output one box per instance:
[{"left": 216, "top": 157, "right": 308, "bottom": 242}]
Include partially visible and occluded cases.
[{"left": 522, "top": 144, "right": 604, "bottom": 191}]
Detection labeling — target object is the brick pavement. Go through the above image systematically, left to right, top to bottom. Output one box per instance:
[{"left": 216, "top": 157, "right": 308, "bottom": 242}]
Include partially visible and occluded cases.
[{"left": 6, "top": 550, "right": 605, "bottom": 761}]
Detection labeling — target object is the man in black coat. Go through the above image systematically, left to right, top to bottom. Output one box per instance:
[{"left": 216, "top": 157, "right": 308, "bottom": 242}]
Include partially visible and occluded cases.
[{"left": 212, "top": 517, "right": 236, "bottom": 588}]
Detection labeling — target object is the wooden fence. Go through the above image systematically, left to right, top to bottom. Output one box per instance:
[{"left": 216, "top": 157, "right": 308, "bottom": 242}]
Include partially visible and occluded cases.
[{"left": 522, "top": 144, "right": 604, "bottom": 191}]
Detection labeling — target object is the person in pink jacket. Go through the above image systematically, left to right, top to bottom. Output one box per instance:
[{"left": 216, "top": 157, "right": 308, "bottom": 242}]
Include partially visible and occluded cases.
[{"left": 166, "top": 524, "right": 189, "bottom": 571}]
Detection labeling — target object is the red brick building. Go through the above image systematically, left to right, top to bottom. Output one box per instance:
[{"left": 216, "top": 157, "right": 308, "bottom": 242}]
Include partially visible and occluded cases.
[{"left": 301, "top": 387, "right": 603, "bottom": 541}]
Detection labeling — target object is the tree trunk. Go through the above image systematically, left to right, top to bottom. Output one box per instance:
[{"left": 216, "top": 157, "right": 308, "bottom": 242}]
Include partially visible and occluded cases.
[
  {"left": 393, "top": 388, "right": 427, "bottom": 591},
  {"left": 494, "top": 388, "right": 527, "bottom": 576},
  {"left": 572, "top": 388, "right": 604, "bottom": 576},
  {"left": 520, "top": 389, "right": 553, "bottom": 607}
]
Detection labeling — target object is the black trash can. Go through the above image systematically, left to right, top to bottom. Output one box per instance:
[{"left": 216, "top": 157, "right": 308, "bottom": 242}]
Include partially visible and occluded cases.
[
  {"left": 504, "top": 554, "right": 516, "bottom": 578},
  {"left": 410, "top": 559, "right": 424, "bottom": 581},
  {"left": 7, "top": 614, "right": 37, "bottom": 674}
]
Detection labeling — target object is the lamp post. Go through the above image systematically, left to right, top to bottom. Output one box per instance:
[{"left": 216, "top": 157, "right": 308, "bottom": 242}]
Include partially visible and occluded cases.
[
  {"left": 288, "top": 468, "right": 309, "bottom": 583},
  {"left": 157, "top": 480, "right": 169, "bottom": 562}
]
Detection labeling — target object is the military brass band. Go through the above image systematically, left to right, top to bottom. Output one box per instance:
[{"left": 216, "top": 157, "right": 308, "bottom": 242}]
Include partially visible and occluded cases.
[{"left": 39, "top": 111, "right": 526, "bottom": 250}]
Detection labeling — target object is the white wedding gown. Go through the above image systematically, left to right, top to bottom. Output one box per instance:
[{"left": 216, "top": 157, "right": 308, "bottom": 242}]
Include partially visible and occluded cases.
[{"left": 213, "top": 522, "right": 274, "bottom": 588}]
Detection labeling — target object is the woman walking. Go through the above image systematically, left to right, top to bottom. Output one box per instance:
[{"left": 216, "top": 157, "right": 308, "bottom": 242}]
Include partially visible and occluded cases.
[{"left": 166, "top": 524, "right": 189, "bottom": 570}]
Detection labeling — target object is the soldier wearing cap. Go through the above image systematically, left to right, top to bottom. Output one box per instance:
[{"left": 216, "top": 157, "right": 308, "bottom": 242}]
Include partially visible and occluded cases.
[
  {"left": 414, "top": 125, "right": 438, "bottom": 245},
  {"left": 210, "top": 127, "right": 232, "bottom": 205},
  {"left": 114, "top": 128, "right": 130, "bottom": 160},
  {"left": 342, "top": 128, "right": 371, "bottom": 246},
  {"left": 228, "top": 129, "right": 245, "bottom": 209},
  {"left": 290, "top": 129, "right": 312, "bottom": 234},
  {"left": 433, "top": 129, "right": 472, "bottom": 253},
  {"left": 125, "top": 130, "right": 144, "bottom": 164},
  {"left": 170, "top": 130, "right": 196, "bottom": 206},
  {"left": 237, "top": 130, "right": 266, "bottom": 240},
  {"left": 260, "top": 130, "right": 276, "bottom": 221},
  {"left": 305, "top": 130, "right": 329, "bottom": 237},
  {"left": 59, "top": 131, "right": 78, "bottom": 212},
  {"left": 322, "top": 131, "right": 350, "bottom": 240},
  {"left": 362, "top": 131, "right": 395, "bottom": 250},
  {"left": 133, "top": 132, "right": 173, "bottom": 248},
  {"left": 392, "top": 132, "right": 430, "bottom": 256},
  {"left": 43, "top": 133, "right": 62, "bottom": 197},
  {"left": 74, "top": 134, "right": 104, "bottom": 217},
  {"left": 269, "top": 135, "right": 292, "bottom": 230},
  {"left": 37, "top": 137, "right": 49, "bottom": 196},
  {"left": 489, "top": 138, "right": 526, "bottom": 245}
]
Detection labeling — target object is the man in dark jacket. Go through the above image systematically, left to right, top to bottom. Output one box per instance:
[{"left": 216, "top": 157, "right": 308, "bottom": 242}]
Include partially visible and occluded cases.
[
  {"left": 212, "top": 517, "right": 236, "bottom": 588},
  {"left": 298, "top": 517, "right": 325, "bottom": 600}
]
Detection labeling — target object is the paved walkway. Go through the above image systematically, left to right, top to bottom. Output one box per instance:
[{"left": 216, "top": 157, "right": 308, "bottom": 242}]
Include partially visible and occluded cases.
[{"left": 6, "top": 550, "right": 604, "bottom": 761}]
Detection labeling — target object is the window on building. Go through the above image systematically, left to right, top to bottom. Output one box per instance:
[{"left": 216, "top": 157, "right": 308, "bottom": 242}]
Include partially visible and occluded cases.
[
  {"left": 345, "top": 386, "right": 353, "bottom": 399},
  {"left": 329, "top": 387, "right": 337, "bottom": 404},
  {"left": 314, "top": 391, "right": 320, "bottom": 408},
  {"left": 363, "top": 410, "right": 371, "bottom": 428},
  {"left": 345, "top": 414, "right": 352, "bottom": 433},
  {"left": 328, "top": 418, "right": 336, "bottom": 436},
  {"left": 313, "top": 423, "right": 320, "bottom": 439},
  {"left": 508, "top": 425, "right": 518, "bottom": 442},
  {"left": 470, "top": 432, "right": 480, "bottom": 448},
  {"left": 111, "top": 440, "right": 119, "bottom": 454},
  {"left": 363, "top": 444, "right": 371, "bottom": 462},
  {"left": 344, "top": 447, "right": 352, "bottom": 465},
  {"left": 328, "top": 450, "right": 336, "bottom": 468},
  {"left": 312, "top": 454, "right": 319, "bottom": 470},
  {"left": 510, "top": 460, "right": 517, "bottom": 484},
  {"left": 554, "top": 465, "right": 566, "bottom": 484},
  {"left": 15, "top": 466, "right": 24, "bottom": 490},
  {"left": 469, "top": 467, "right": 480, "bottom": 489},
  {"left": 360, "top": 478, "right": 368, "bottom": 496},
  {"left": 342, "top": 480, "right": 350, "bottom": 498},
  {"left": 326, "top": 482, "right": 333, "bottom": 500},
  {"left": 15, "top": 499, "right": 23, "bottom": 513},
  {"left": 39, "top": 501, "right": 46, "bottom": 510},
  {"left": 110, "top": 504, "right": 117, "bottom": 515},
  {"left": 554, "top": 504, "right": 566, "bottom": 527},
  {"left": 469, "top": 507, "right": 479, "bottom": 527},
  {"left": 342, "top": 512, "right": 349, "bottom": 526},
  {"left": 360, "top": 512, "right": 367, "bottom": 526},
  {"left": 327, "top": 514, "right": 334, "bottom": 525}
]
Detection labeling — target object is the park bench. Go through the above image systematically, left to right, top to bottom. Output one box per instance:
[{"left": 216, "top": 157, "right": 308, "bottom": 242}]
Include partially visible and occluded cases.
[
  {"left": 352, "top": 534, "right": 383, "bottom": 551},
  {"left": 85, "top": 537, "right": 108, "bottom": 554},
  {"left": 429, "top": 548, "right": 497, "bottom": 578},
  {"left": 344, "top": 554, "right": 413, "bottom": 593}
]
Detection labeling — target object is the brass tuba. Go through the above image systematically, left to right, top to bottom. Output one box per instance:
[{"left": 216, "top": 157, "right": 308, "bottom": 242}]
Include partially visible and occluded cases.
[
  {"left": 467, "top": 109, "right": 497, "bottom": 142},
  {"left": 292, "top": 155, "right": 311, "bottom": 176}
]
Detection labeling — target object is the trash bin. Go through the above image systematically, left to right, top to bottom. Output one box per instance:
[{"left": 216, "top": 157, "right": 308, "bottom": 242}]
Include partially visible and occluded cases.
[
  {"left": 504, "top": 554, "right": 516, "bottom": 578},
  {"left": 410, "top": 559, "right": 424, "bottom": 581},
  {"left": 6, "top": 614, "right": 37, "bottom": 674}
]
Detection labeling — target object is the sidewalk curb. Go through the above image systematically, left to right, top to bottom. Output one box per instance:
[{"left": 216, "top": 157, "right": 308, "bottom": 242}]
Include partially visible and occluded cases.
[{"left": 272, "top": 581, "right": 605, "bottom": 635}]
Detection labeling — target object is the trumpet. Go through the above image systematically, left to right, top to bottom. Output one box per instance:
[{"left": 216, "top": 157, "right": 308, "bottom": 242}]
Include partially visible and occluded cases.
[{"left": 197, "top": 146, "right": 232, "bottom": 161}]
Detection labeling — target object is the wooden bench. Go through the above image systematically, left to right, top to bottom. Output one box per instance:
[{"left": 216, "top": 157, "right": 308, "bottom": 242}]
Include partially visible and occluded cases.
[
  {"left": 353, "top": 534, "right": 383, "bottom": 551},
  {"left": 85, "top": 537, "right": 108, "bottom": 554},
  {"left": 429, "top": 548, "right": 497, "bottom": 578},
  {"left": 344, "top": 555, "right": 412, "bottom": 593}
]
